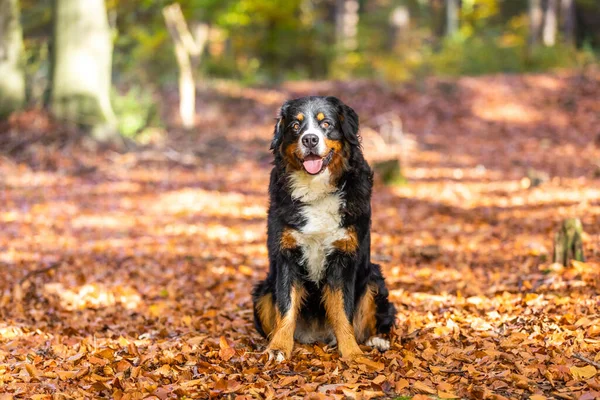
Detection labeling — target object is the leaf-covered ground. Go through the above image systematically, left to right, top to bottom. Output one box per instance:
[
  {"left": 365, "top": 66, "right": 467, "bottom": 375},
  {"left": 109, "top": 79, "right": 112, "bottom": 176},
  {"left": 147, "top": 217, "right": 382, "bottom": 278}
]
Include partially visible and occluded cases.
[{"left": 1, "top": 70, "right": 600, "bottom": 399}]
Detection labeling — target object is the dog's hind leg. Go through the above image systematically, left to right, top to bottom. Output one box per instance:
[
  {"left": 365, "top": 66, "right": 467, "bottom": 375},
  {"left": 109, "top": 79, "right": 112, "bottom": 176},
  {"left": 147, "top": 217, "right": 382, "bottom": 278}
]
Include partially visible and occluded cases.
[
  {"left": 353, "top": 264, "right": 397, "bottom": 352},
  {"left": 252, "top": 279, "right": 277, "bottom": 338},
  {"left": 352, "top": 283, "right": 391, "bottom": 352},
  {"left": 352, "top": 284, "right": 377, "bottom": 343}
]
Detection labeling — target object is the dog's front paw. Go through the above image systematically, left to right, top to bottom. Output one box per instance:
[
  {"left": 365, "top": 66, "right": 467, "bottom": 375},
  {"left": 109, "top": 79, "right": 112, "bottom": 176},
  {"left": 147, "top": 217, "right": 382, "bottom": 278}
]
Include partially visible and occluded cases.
[
  {"left": 365, "top": 336, "right": 390, "bottom": 352},
  {"left": 339, "top": 341, "right": 363, "bottom": 359},
  {"left": 265, "top": 346, "right": 290, "bottom": 363},
  {"left": 266, "top": 349, "right": 286, "bottom": 362}
]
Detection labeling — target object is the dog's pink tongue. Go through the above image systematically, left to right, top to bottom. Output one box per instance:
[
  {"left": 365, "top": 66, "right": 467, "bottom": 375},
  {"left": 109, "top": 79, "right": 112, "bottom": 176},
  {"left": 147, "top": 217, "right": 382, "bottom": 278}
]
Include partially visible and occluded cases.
[{"left": 303, "top": 156, "right": 323, "bottom": 174}]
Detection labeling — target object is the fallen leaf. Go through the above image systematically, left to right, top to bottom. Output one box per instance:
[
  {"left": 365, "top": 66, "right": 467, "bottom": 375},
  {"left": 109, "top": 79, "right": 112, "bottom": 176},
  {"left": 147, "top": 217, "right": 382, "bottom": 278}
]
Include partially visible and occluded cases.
[
  {"left": 354, "top": 357, "right": 384, "bottom": 371},
  {"left": 570, "top": 365, "right": 597, "bottom": 379},
  {"left": 396, "top": 378, "right": 409, "bottom": 392},
  {"left": 413, "top": 381, "right": 436, "bottom": 394}
]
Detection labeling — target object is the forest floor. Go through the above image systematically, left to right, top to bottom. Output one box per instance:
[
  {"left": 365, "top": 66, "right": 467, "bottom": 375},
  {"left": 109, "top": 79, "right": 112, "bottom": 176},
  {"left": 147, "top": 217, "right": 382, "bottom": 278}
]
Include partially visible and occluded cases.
[{"left": 1, "top": 69, "right": 600, "bottom": 400}]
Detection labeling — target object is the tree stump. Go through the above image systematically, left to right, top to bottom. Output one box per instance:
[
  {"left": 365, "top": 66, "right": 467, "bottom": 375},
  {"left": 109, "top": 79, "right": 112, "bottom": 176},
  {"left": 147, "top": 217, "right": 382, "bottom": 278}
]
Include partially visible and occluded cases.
[
  {"left": 367, "top": 114, "right": 412, "bottom": 186},
  {"left": 373, "top": 158, "right": 406, "bottom": 185},
  {"left": 553, "top": 218, "right": 585, "bottom": 266}
]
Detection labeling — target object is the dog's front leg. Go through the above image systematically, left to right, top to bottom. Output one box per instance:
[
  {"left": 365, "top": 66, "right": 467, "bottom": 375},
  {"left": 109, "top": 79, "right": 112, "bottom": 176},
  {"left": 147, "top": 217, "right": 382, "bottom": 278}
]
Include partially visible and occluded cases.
[
  {"left": 323, "top": 251, "right": 363, "bottom": 359},
  {"left": 265, "top": 262, "right": 304, "bottom": 362}
]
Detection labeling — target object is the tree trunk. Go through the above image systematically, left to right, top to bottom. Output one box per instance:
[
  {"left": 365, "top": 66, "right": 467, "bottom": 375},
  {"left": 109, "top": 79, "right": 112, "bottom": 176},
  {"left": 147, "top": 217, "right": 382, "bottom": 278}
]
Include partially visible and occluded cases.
[
  {"left": 0, "top": 0, "right": 25, "bottom": 118},
  {"left": 50, "top": 0, "right": 117, "bottom": 141},
  {"left": 335, "top": 0, "right": 359, "bottom": 52},
  {"left": 446, "top": 0, "right": 459, "bottom": 37},
  {"left": 529, "top": 0, "right": 543, "bottom": 48},
  {"left": 543, "top": 0, "right": 558, "bottom": 47},
  {"left": 560, "top": 0, "right": 576, "bottom": 45},
  {"left": 163, "top": 3, "right": 208, "bottom": 129},
  {"left": 388, "top": 6, "right": 410, "bottom": 51},
  {"left": 553, "top": 218, "right": 585, "bottom": 266}
]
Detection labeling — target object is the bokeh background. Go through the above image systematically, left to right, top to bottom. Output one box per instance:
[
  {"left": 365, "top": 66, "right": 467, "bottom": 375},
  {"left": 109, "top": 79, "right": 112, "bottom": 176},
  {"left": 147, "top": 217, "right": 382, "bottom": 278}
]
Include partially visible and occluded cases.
[{"left": 3, "top": 0, "right": 600, "bottom": 136}]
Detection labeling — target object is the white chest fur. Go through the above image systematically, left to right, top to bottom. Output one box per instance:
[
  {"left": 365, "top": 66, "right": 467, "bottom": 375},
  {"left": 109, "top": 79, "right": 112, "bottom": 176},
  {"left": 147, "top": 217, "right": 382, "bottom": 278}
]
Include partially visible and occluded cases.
[{"left": 289, "top": 171, "right": 348, "bottom": 283}]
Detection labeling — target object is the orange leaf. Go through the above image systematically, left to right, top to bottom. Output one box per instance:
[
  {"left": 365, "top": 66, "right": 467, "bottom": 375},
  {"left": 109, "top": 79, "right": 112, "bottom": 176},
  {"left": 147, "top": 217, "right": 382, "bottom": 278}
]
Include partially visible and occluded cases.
[
  {"left": 219, "top": 336, "right": 230, "bottom": 349},
  {"left": 219, "top": 347, "right": 236, "bottom": 361},
  {"left": 354, "top": 357, "right": 384, "bottom": 371},
  {"left": 24, "top": 364, "right": 40, "bottom": 380},
  {"left": 570, "top": 365, "right": 597, "bottom": 379},
  {"left": 57, "top": 370, "right": 78, "bottom": 380},
  {"left": 280, "top": 376, "right": 298, "bottom": 387},
  {"left": 395, "top": 378, "right": 409, "bottom": 392},
  {"left": 413, "top": 381, "right": 436, "bottom": 394},
  {"left": 439, "top": 390, "right": 459, "bottom": 399},
  {"left": 530, "top": 395, "right": 547, "bottom": 400}
]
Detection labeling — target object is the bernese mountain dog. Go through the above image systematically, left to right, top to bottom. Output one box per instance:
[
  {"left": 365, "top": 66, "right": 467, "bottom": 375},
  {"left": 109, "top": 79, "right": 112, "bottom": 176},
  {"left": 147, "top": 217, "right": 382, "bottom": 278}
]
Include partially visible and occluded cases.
[{"left": 252, "top": 96, "right": 396, "bottom": 361}]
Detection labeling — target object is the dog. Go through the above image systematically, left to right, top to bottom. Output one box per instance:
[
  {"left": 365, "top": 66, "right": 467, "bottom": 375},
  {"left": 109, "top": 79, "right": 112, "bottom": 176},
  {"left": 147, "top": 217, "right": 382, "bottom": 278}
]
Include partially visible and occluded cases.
[{"left": 252, "top": 96, "right": 396, "bottom": 361}]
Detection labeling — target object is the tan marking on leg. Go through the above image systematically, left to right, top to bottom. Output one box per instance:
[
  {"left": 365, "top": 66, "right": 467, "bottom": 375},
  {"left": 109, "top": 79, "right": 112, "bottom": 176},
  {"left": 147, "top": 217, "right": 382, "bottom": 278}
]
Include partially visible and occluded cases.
[
  {"left": 317, "top": 112, "right": 325, "bottom": 121},
  {"left": 296, "top": 113, "right": 304, "bottom": 121},
  {"left": 332, "top": 226, "right": 358, "bottom": 253},
  {"left": 280, "top": 227, "right": 297, "bottom": 250},
  {"left": 353, "top": 284, "right": 377, "bottom": 342},
  {"left": 267, "top": 285, "right": 305, "bottom": 359},
  {"left": 323, "top": 286, "right": 362, "bottom": 358},
  {"left": 256, "top": 293, "right": 277, "bottom": 337}
]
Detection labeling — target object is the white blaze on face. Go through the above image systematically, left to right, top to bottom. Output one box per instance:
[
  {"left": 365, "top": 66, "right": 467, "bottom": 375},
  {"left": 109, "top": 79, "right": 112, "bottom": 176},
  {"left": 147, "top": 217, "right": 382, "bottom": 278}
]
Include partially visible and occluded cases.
[{"left": 299, "top": 115, "right": 327, "bottom": 157}]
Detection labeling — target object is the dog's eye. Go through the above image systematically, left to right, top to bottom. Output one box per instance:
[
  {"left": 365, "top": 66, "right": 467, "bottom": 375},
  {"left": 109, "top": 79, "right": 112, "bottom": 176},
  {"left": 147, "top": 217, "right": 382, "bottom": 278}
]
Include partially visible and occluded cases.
[
  {"left": 292, "top": 122, "right": 300, "bottom": 131},
  {"left": 321, "top": 122, "right": 330, "bottom": 129}
]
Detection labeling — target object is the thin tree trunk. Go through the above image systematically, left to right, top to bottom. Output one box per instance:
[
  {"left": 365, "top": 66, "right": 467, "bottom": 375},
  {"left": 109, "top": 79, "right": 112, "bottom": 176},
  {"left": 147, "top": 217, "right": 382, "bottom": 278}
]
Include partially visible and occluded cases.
[
  {"left": 0, "top": 0, "right": 25, "bottom": 117},
  {"left": 51, "top": 0, "right": 117, "bottom": 141},
  {"left": 335, "top": 0, "right": 359, "bottom": 52},
  {"left": 446, "top": 0, "right": 459, "bottom": 37},
  {"left": 529, "top": 0, "right": 543, "bottom": 48},
  {"left": 543, "top": 0, "right": 558, "bottom": 46},
  {"left": 560, "top": 0, "right": 576, "bottom": 45},
  {"left": 162, "top": 3, "right": 208, "bottom": 129},
  {"left": 388, "top": 6, "right": 410, "bottom": 51}
]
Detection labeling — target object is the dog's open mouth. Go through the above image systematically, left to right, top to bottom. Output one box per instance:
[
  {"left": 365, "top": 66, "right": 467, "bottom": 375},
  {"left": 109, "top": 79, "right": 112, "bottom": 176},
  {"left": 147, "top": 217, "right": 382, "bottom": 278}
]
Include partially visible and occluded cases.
[{"left": 302, "top": 150, "right": 334, "bottom": 175}]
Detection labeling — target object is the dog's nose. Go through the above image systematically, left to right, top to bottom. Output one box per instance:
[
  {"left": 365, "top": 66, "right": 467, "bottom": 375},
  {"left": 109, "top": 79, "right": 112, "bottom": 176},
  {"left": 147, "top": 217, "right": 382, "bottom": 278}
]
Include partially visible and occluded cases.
[{"left": 302, "top": 134, "right": 319, "bottom": 149}]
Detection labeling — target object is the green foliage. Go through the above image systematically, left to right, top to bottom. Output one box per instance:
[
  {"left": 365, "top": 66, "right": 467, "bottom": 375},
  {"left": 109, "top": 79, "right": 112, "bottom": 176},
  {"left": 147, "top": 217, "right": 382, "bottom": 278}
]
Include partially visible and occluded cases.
[
  {"left": 17, "top": 0, "right": 600, "bottom": 107},
  {"left": 351, "top": 7, "right": 597, "bottom": 82},
  {"left": 112, "top": 86, "right": 161, "bottom": 138}
]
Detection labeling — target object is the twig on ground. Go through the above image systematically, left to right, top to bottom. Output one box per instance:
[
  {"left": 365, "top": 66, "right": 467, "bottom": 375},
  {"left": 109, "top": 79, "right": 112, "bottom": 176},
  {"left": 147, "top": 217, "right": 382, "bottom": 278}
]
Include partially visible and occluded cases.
[
  {"left": 19, "top": 262, "right": 62, "bottom": 285},
  {"left": 573, "top": 353, "right": 600, "bottom": 369},
  {"left": 439, "top": 369, "right": 466, "bottom": 375}
]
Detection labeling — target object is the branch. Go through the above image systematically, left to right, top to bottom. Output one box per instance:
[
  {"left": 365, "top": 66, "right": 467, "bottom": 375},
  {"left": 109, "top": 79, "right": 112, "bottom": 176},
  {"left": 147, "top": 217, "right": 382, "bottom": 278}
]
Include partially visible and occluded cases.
[
  {"left": 162, "top": 3, "right": 208, "bottom": 60},
  {"left": 19, "top": 262, "right": 62, "bottom": 285},
  {"left": 573, "top": 353, "right": 600, "bottom": 369}
]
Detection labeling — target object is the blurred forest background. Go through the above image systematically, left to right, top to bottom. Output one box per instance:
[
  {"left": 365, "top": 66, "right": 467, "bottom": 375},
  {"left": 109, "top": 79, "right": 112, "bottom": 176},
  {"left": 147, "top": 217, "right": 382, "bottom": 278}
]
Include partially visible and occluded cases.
[{"left": 1, "top": 0, "right": 599, "bottom": 139}]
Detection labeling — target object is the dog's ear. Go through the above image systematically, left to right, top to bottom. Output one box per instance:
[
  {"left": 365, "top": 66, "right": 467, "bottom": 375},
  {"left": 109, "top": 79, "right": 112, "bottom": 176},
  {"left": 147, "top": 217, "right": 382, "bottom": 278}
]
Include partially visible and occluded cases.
[
  {"left": 327, "top": 96, "right": 359, "bottom": 146},
  {"left": 270, "top": 102, "right": 290, "bottom": 152}
]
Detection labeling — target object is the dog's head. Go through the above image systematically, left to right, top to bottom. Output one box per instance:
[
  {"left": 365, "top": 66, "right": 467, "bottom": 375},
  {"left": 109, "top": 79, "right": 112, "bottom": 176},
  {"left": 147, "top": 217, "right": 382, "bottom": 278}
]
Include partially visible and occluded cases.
[{"left": 270, "top": 96, "right": 359, "bottom": 177}]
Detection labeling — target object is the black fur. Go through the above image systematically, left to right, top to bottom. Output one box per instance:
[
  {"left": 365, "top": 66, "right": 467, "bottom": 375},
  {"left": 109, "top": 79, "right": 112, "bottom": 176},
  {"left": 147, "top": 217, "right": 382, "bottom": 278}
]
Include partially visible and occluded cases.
[{"left": 253, "top": 96, "right": 396, "bottom": 351}]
